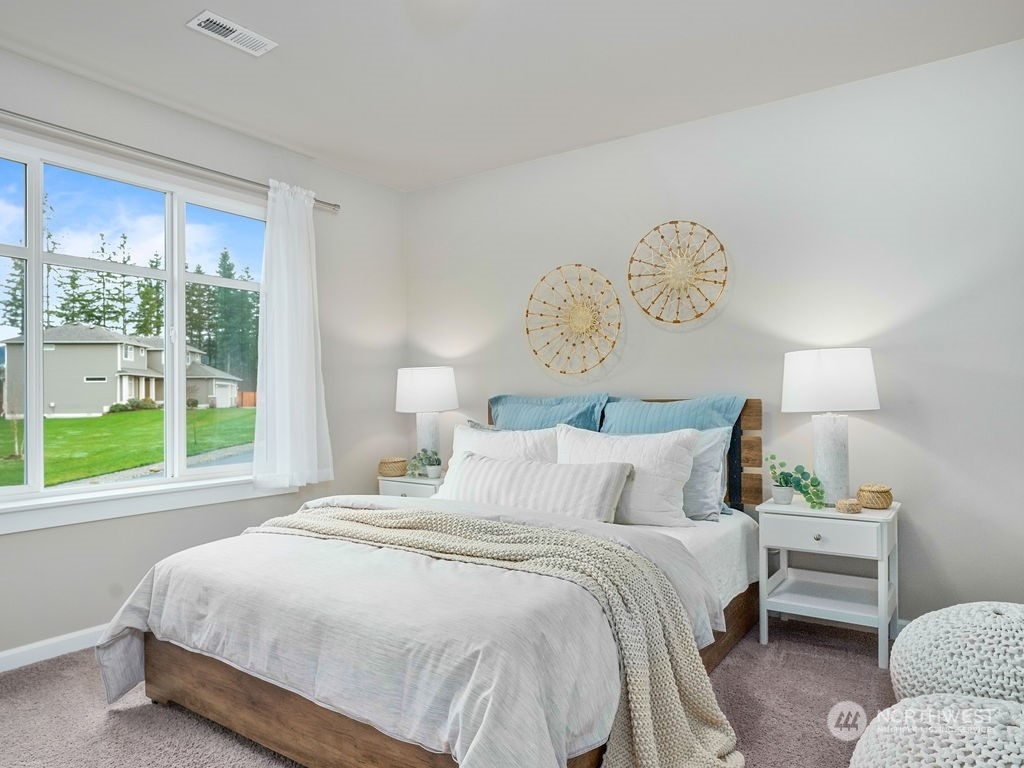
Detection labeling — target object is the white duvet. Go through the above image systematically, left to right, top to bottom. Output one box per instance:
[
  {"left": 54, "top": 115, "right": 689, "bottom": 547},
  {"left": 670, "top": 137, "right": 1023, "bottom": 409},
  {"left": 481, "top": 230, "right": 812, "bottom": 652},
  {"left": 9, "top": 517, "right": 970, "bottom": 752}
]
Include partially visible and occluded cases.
[{"left": 96, "top": 495, "right": 725, "bottom": 768}]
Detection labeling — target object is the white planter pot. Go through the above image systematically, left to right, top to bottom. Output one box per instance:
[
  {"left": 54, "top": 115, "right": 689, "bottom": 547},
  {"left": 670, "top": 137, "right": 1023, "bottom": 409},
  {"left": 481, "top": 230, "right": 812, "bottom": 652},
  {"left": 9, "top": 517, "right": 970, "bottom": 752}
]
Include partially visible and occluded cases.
[
  {"left": 425, "top": 465, "right": 442, "bottom": 479},
  {"left": 771, "top": 486, "right": 795, "bottom": 505}
]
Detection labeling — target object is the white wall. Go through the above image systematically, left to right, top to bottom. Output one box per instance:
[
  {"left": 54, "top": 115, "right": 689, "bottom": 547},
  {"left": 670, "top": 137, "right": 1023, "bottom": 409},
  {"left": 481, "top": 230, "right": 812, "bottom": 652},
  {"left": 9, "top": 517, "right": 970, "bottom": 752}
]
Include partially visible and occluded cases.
[
  {"left": 405, "top": 41, "right": 1024, "bottom": 619},
  {"left": 0, "top": 50, "right": 409, "bottom": 651}
]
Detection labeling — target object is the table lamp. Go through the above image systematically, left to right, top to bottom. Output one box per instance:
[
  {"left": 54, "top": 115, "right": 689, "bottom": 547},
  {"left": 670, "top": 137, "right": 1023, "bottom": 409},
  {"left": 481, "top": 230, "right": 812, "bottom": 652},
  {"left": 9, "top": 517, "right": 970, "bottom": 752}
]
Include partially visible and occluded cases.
[
  {"left": 781, "top": 348, "right": 879, "bottom": 506},
  {"left": 395, "top": 366, "right": 460, "bottom": 454}
]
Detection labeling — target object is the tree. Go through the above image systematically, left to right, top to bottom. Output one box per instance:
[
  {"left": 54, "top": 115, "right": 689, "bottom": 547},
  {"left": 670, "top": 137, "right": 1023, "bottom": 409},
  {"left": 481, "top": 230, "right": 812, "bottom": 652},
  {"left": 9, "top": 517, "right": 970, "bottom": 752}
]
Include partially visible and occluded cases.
[
  {"left": 42, "top": 193, "right": 60, "bottom": 327},
  {"left": 94, "top": 232, "right": 134, "bottom": 333},
  {"left": 131, "top": 254, "right": 164, "bottom": 337},
  {"left": 1, "top": 258, "right": 26, "bottom": 330},
  {"left": 185, "top": 265, "right": 216, "bottom": 359},
  {"left": 55, "top": 268, "right": 98, "bottom": 326}
]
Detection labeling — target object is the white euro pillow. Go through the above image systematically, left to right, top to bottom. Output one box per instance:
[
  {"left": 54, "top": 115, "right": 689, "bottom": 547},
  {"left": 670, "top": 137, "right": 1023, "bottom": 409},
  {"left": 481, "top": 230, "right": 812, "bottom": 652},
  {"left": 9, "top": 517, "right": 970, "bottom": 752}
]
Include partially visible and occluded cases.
[
  {"left": 451, "top": 423, "right": 558, "bottom": 463},
  {"left": 556, "top": 424, "right": 697, "bottom": 527},
  {"left": 435, "top": 451, "right": 633, "bottom": 523}
]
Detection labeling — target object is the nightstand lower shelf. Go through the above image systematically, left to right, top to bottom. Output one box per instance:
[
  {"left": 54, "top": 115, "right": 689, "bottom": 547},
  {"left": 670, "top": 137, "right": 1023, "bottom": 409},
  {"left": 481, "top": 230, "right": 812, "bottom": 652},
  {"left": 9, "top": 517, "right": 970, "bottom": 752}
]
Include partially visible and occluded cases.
[{"left": 764, "top": 567, "right": 897, "bottom": 627}]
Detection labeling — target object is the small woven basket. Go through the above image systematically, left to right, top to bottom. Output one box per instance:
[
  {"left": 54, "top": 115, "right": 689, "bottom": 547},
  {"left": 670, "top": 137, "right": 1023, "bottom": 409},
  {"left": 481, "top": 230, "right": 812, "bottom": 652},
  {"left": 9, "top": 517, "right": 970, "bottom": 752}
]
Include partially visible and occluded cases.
[
  {"left": 378, "top": 457, "right": 408, "bottom": 477},
  {"left": 857, "top": 484, "right": 893, "bottom": 509},
  {"left": 836, "top": 498, "right": 862, "bottom": 514}
]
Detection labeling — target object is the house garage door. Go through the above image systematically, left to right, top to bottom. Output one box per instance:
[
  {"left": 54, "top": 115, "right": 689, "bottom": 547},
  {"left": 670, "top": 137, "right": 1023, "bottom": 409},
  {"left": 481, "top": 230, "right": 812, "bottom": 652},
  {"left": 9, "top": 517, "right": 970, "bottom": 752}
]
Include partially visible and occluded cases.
[{"left": 215, "top": 383, "right": 234, "bottom": 408}]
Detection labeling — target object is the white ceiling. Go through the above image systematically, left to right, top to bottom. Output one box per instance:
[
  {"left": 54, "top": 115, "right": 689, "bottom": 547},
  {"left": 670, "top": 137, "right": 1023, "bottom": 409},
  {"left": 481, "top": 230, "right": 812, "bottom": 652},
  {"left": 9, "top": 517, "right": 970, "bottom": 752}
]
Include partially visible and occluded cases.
[{"left": 2, "top": 1, "right": 1023, "bottom": 190}]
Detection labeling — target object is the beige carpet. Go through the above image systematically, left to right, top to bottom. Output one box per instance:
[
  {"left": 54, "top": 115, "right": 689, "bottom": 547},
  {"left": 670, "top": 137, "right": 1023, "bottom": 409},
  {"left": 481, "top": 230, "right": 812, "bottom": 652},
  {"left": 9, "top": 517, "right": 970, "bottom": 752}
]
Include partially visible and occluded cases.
[{"left": 0, "top": 618, "right": 894, "bottom": 767}]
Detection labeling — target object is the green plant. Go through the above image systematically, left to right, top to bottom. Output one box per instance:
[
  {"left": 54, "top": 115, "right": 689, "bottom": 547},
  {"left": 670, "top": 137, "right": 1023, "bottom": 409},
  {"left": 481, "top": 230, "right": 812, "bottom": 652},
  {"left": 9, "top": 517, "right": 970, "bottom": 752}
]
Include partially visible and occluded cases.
[
  {"left": 186, "top": 398, "right": 199, "bottom": 409},
  {"left": 407, "top": 448, "right": 441, "bottom": 474},
  {"left": 764, "top": 453, "right": 825, "bottom": 509}
]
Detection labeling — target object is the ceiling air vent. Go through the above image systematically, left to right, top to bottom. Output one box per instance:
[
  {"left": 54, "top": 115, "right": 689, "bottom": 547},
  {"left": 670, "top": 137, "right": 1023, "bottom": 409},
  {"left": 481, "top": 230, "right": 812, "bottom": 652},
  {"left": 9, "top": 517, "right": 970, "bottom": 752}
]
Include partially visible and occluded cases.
[{"left": 186, "top": 10, "right": 278, "bottom": 57}]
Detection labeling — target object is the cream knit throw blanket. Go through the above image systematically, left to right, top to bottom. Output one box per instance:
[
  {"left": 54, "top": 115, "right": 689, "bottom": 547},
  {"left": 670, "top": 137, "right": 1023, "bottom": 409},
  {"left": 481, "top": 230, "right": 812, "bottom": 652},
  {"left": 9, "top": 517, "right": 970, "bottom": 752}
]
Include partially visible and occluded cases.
[{"left": 259, "top": 505, "right": 743, "bottom": 768}]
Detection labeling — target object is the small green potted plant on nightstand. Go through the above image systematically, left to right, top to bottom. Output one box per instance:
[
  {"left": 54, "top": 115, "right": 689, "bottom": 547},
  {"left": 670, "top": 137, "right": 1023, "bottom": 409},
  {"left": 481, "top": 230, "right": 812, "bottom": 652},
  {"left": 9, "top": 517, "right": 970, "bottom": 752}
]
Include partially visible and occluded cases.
[
  {"left": 408, "top": 449, "right": 442, "bottom": 478},
  {"left": 765, "top": 454, "right": 825, "bottom": 509}
]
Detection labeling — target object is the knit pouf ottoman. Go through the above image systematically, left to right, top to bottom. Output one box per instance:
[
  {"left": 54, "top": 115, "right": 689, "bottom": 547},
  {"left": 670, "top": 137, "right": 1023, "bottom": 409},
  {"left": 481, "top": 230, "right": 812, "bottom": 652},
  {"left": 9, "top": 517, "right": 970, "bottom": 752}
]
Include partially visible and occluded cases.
[
  {"left": 891, "top": 602, "right": 1024, "bottom": 703},
  {"left": 850, "top": 693, "right": 1024, "bottom": 767}
]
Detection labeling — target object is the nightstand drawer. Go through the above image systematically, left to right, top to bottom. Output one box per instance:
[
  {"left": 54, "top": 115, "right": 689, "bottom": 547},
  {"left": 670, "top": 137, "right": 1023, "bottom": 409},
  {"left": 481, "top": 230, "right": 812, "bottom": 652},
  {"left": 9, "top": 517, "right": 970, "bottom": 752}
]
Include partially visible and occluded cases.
[
  {"left": 378, "top": 479, "right": 438, "bottom": 498},
  {"left": 761, "top": 514, "right": 879, "bottom": 558}
]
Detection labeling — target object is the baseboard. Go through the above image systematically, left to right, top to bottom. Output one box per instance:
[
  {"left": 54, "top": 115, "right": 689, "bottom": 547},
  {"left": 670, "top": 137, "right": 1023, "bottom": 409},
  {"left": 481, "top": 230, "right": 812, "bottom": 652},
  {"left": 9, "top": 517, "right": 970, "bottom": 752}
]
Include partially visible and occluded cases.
[{"left": 0, "top": 624, "right": 107, "bottom": 673}]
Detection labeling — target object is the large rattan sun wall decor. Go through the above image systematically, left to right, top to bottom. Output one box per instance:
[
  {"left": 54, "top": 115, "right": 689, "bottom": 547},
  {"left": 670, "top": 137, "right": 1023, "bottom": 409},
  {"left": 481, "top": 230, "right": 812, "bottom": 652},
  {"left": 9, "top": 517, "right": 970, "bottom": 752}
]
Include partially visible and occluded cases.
[
  {"left": 627, "top": 220, "right": 729, "bottom": 328},
  {"left": 524, "top": 263, "right": 621, "bottom": 376}
]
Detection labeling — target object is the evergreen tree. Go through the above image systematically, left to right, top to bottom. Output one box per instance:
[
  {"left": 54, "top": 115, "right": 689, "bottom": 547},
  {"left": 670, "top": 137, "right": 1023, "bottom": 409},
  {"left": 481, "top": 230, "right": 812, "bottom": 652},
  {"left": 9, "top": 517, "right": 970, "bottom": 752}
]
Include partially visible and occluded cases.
[
  {"left": 42, "top": 194, "right": 60, "bottom": 326},
  {"left": 93, "top": 232, "right": 134, "bottom": 332},
  {"left": 211, "top": 250, "right": 242, "bottom": 375},
  {"left": 131, "top": 254, "right": 164, "bottom": 337},
  {"left": 1, "top": 258, "right": 26, "bottom": 330},
  {"left": 185, "top": 265, "right": 216, "bottom": 360},
  {"left": 238, "top": 266, "right": 260, "bottom": 391},
  {"left": 55, "top": 268, "right": 98, "bottom": 326}
]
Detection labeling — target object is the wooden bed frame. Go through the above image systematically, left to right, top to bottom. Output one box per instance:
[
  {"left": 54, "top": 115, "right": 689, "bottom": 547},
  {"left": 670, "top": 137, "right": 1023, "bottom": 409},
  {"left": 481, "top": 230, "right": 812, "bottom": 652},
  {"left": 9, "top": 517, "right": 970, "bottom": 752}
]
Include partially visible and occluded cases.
[{"left": 145, "top": 398, "right": 764, "bottom": 768}]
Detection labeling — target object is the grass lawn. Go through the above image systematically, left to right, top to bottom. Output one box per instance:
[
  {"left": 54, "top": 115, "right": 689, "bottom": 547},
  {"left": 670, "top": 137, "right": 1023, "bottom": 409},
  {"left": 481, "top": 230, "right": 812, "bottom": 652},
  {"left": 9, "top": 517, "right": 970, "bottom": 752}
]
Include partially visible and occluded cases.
[{"left": 0, "top": 408, "right": 256, "bottom": 487}]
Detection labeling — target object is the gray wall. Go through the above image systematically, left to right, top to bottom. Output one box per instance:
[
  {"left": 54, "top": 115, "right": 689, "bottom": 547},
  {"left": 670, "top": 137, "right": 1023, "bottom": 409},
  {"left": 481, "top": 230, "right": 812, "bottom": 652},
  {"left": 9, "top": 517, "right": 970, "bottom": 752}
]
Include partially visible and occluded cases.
[
  {"left": 403, "top": 41, "right": 1024, "bottom": 620},
  {"left": 0, "top": 50, "right": 409, "bottom": 652},
  {"left": 45, "top": 344, "right": 118, "bottom": 414}
]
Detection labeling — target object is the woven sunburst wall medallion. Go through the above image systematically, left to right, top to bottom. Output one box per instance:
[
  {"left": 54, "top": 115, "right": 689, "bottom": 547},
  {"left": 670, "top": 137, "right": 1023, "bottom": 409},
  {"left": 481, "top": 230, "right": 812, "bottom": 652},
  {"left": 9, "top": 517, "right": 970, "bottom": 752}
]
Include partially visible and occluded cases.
[
  {"left": 627, "top": 220, "right": 729, "bottom": 328},
  {"left": 524, "top": 264, "right": 621, "bottom": 376}
]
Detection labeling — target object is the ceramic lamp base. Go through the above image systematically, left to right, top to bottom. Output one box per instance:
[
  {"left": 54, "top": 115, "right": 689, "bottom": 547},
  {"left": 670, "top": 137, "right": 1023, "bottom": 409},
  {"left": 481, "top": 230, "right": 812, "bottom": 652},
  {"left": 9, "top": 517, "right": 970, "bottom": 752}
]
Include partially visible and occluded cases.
[
  {"left": 415, "top": 411, "right": 440, "bottom": 454},
  {"left": 812, "top": 412, "right": 849, "bottom": 506}
]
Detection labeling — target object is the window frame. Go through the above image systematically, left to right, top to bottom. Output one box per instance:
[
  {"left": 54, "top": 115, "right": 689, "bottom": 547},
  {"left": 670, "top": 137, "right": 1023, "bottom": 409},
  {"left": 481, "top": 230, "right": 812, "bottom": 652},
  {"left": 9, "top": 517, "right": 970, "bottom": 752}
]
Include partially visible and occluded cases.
[{"left": 0, "top": 133, "right": 289, "bottom": 534}]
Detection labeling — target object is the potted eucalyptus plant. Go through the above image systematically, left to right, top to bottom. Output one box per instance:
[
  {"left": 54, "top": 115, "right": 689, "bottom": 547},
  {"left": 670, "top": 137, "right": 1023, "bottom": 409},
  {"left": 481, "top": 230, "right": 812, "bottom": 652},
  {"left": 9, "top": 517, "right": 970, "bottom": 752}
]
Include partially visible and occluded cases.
[
  {"left": 408, "top": 449, "right": 442, "bottom": 478},
  {"left": 764, "top": 454, "right": 825, "bottom": 509}
]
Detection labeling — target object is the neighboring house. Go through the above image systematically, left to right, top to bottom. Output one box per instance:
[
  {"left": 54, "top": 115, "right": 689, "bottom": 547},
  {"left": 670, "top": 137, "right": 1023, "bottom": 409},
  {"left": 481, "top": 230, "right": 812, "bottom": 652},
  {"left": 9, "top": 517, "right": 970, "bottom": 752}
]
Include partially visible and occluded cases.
[{"left": 2, "top": 324, "right": 242, "bottom": 417}]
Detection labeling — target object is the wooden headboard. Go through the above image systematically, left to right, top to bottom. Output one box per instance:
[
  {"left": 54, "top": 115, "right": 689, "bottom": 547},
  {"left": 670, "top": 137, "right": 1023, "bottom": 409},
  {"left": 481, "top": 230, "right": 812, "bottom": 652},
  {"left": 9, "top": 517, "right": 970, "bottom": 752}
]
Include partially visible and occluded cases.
[{"left": 485, "top": 397, "right": 764, "bottom": 511}]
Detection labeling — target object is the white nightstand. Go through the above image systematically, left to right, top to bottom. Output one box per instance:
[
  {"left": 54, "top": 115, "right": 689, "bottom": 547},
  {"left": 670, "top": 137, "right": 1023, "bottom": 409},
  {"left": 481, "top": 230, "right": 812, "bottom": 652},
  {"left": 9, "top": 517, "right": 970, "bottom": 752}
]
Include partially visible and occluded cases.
[
  {"left": 377, "top": 475, "right": 443, "bottom": 498},
  {"left": 757, "top": 497, "right": 900, "bottom": 668}
]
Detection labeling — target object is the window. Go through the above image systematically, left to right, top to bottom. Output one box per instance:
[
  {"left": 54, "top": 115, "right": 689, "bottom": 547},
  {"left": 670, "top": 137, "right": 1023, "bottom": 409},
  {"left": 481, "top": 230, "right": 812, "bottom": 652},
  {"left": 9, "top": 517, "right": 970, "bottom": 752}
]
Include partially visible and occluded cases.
[{"left": 0, "top": 140, "right": 265, "bottom": 506}]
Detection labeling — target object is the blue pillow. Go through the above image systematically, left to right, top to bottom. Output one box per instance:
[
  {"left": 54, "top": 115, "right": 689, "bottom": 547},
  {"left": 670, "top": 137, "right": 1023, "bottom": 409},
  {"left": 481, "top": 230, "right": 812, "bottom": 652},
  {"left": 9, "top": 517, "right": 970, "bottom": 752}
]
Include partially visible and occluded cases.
[
  {"left": 488, "top": 393, "right": 608, "bottom": 431},
  {"left": 600, "top": 394, "right": 746, "bottom": 434}
]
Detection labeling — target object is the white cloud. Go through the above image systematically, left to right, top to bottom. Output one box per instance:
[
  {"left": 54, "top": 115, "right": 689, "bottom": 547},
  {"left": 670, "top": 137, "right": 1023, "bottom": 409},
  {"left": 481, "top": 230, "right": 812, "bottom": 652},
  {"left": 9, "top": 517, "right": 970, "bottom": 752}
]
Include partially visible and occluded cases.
[{"left": 0, "top": 199, "right": 25, "bottom": 247}]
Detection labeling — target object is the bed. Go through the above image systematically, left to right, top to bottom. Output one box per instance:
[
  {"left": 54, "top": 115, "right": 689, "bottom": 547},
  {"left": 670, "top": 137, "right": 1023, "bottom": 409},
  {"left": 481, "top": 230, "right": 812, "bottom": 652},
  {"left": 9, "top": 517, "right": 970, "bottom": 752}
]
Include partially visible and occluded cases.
[{"left": 97, "top": 396, "right": 764, "bottom": 768}]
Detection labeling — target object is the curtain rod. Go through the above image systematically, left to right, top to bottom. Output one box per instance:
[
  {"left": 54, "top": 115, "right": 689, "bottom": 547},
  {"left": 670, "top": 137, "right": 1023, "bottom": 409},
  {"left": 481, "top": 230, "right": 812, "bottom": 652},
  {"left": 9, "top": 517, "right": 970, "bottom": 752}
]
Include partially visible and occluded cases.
[{"left": 0, "top": 107, "right": 341, "bottom": 214}]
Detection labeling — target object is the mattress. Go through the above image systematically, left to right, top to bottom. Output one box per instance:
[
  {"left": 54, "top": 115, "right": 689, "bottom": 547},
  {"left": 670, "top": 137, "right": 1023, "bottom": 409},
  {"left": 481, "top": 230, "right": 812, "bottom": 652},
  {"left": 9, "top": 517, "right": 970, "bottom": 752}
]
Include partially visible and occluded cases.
[{"left": 630, "top": 510, "right": 759, "bottom": 607}]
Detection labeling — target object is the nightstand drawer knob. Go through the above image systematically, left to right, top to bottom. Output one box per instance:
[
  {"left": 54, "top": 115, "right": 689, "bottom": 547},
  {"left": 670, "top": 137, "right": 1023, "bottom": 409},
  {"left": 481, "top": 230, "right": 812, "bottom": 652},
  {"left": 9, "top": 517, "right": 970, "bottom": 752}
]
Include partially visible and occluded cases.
[
  {"left": 400, "top": 492, "right": 408, "bottom": 497},
  {"left": 813, "top": 533, "right": 822, "bottom": 541}
]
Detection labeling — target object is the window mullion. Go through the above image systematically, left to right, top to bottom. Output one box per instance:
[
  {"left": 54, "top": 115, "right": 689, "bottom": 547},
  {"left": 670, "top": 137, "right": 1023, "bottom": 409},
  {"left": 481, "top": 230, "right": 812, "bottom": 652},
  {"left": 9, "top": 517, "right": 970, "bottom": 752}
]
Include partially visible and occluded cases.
[
  {"left": 24, "top": 160, "right": 43, "bottom": 492},
  {"left": 166, "top": 193, "right": 185, "bottom": 479}
]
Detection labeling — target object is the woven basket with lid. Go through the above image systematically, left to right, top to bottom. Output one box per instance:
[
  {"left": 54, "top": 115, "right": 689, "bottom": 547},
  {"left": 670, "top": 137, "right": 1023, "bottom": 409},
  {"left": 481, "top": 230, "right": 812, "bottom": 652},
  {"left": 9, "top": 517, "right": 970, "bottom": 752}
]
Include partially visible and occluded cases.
[
  {"left": 378, "top": 457, "right": 408, "bottom": 477},
  {"left": 857, "top": 484, "right": 893, "bottom": 509}
]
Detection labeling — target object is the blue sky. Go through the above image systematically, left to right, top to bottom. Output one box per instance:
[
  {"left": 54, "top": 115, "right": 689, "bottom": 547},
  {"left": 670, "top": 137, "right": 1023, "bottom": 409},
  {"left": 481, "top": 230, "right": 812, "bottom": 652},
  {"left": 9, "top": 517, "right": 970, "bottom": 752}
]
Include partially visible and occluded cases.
[
  {"left": 0, "top": 158, "right": 26, "bottom": 248},
  {"left": 0, "top": 161, "right": 265, "bottom": 341},
  {"left": 43, "top": 164, "right": 265, "bottom": 278}
]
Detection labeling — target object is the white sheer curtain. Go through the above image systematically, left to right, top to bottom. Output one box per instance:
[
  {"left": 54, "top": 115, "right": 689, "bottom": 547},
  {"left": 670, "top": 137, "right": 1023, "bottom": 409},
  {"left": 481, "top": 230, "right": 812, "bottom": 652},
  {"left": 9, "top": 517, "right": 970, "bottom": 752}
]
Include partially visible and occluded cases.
[{"left": 252, "top": 180, "right": 334, "bottom": 488}]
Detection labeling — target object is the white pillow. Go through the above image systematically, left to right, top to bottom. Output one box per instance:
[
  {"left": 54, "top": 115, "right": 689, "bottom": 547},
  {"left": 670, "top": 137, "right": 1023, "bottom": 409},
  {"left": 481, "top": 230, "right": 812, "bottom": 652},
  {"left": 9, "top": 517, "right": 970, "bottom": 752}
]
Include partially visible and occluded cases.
[
  {"left": 451, "top": 423, "right": 558, "bottom": 463},
  {"left": 556, "top": 424, "right": 697, "bottom": 527},
  {"left": 683, "top": 427, "right": 732, "bottom": 521},
  {"left": 435, "top": 451, "right": 633, "bottom": 522}
]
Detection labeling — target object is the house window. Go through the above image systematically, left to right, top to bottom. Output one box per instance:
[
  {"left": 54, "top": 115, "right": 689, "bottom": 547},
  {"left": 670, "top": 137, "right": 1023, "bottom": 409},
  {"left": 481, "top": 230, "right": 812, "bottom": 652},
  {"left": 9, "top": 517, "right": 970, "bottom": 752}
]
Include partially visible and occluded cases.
[{"left": 0, "top": 142, "right": 265, "bottom": 499}]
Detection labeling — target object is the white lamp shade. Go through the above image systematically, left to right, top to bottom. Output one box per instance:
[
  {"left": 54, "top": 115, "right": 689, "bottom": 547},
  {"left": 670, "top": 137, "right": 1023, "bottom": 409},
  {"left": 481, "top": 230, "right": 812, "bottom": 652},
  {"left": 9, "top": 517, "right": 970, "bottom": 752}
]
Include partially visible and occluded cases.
[
  {"left": 781, "top": 348, "right": 879, "bottom": 413},
  {"left": 395, "top": 366, "right": 460, "bottom": 413}
]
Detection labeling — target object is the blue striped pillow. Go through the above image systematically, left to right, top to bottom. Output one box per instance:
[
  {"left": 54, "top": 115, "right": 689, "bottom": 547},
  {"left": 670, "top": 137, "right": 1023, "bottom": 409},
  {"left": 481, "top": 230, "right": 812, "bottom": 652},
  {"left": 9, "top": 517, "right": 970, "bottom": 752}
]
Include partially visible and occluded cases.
[{"left": 488, "top": 393, "right": 608, "bottom": 431}]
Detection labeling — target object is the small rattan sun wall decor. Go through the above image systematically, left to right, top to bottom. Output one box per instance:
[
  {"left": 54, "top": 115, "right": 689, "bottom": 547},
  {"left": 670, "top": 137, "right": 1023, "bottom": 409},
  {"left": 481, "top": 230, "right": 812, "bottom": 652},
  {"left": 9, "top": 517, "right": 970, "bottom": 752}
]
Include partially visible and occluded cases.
[
  {"left": 627, "top": 220, "right": 729, "bottom": 328},
  {"left": 524, "top": 263, "right": 622, "bottom": 376}
]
